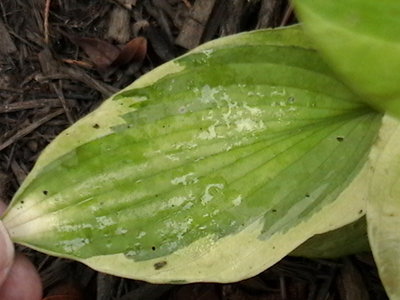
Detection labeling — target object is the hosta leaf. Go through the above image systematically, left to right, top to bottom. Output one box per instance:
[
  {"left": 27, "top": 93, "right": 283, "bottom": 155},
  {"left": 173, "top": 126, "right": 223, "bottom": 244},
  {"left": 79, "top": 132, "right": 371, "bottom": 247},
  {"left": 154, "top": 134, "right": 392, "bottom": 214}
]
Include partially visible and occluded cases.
[
  {"left": 293, "top": 0, "right": 400, "bottom": 118},
  {"left": 2, "top": 27, "right": 381, "bottom": 283},
  {"left": 367, "top": 115, "right": 400, "bottom": 298},
  {"left": 291, "top": 217, "right": 370, "bottom": 258}
]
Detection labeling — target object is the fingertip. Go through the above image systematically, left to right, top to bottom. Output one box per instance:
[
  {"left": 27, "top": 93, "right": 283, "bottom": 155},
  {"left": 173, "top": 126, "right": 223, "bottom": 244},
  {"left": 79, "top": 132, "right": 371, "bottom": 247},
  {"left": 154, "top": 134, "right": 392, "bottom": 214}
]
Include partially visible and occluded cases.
[
  {"left": 0, "top": 221, "right": 14, "bottom": 285},
  {"left": 0, "top": 254, "right": 43, "bottom": 300}
]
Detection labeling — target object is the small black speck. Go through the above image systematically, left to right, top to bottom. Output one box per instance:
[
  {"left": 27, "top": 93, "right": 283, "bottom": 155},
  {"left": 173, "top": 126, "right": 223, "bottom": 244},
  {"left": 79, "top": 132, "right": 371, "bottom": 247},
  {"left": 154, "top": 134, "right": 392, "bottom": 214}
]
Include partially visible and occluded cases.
[
  {"left": 93, "top": 123, "right": 100, "bottom": 129},
  {"left": 199, "top": 127, "right": 203, "bottom": 130},
  {"left": 336, "top": 136, "right": 344, "bottom": 142},
  {"left": 43, "top": 190, "right": 48, "bottom": 195},
  {"left": 305, "top": 194, "right": 310, "bottom": 198},
  {"left": 20, "top": 200, "right": 24, "bottom": 204},
  {"left": 272, "top": 209, "right": 277, "bottom": 213},
  {"left": 359, "top": 210, "right": 364, "bottom": 214},
  {"left": 151, "top": 246, "right": 156, "bottom": 251},
  {"left": 154, "top": 261, "right": 167, "bottom": 270}
]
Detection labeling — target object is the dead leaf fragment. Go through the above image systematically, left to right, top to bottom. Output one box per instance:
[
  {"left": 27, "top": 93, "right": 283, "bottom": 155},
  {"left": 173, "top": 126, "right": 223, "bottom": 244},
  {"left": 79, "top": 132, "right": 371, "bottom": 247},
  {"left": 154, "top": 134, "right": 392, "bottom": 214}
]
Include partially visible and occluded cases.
[
  {"left": 67, "top": 35, "right": 120, "bottom": 71},
  {"left": 111, "top": 36, "right": 147, "bottom": 68}
]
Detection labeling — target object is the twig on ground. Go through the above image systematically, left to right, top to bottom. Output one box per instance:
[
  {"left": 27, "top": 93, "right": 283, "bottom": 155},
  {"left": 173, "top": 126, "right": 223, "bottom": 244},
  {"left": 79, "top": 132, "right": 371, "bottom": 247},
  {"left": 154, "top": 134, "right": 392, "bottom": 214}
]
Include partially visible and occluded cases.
[
  {"left": 44, "top": 0, "right": 51, "bottom": 44},
  {"left": 181, "top": 0, "right": 192, "bottom": 9},
  {"left": 280, "top": 4, "right": 294, "bottom": 26},
  {"left": 52, "top": 82, "right": 75, "bottom": 124},
  {"left": 0, "top": 98, "right": 78, "bottom": 114},
  {"left": 0, "top": 109, "right": 64, "bottom": 152}
]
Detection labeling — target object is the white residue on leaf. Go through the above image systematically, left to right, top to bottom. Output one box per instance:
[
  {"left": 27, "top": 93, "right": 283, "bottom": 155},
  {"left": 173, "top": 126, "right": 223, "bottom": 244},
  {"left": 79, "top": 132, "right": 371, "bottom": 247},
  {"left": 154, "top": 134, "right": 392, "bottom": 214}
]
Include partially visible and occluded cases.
[
  {"left": 202, "top": 49, "right": 214, "bottom": 57},
  {"left": 199, "top": 85, "right": 222, "bottom": 104},
  {"left": 270, "top": 88, "right": 286, "bottom": 96},
  {"left": 247, "top": 91, "right": 264, "bottom": 97},
  {"left": 221, "top": 94, "right": 239, "bottom": 128},
  {"left": 243, "top": 103, "right": 263, "bottom": 115},
  {"left": 235, "top": 118, "right": 265, "bottom": 133},
  {"left": 198, "top": 122, "right": 218, "bottom": 140},
  {"left": 174, "top": 141, "right": 198, "bottom": 150},
  {"left": 166, "top": 154, "right": 180, "bottom": 161},
  {"left": 171, "top": 172, "right": 198, "bottom": 185},
  {"left": 201, "top": 184, "right": 224, "bottom": 205},
  {"left": 232, "top": 195, "right": 242, "bottom": 207},
  {"left": 168, "top": 196, "right": 188, "bottom": 207},
  {"left": 183, "top": 201, "right": 194, "bottom": 210},
  {"left": 212, "top": 209, "right": 220, "bottom": 215},
  {"left": 96, "top": 216, "right": 116, "bottom": 229},
  {"left": 165, "top": 217, "right": 193, "bottom": 240},
  {"left": 59, "top": 223, "right": 94, "bottom": 232},
  {"left": 115, "top": 227, "right": 128, "bottom": 235},
  {"left": 137, "top": 231, "right": 146, "bottom": 239},
  {"left": 59, "top": 238, "right": 89, "bottom": 253},
  {"left": 125, "top": 250, "right": 137, "bottom": 257}
]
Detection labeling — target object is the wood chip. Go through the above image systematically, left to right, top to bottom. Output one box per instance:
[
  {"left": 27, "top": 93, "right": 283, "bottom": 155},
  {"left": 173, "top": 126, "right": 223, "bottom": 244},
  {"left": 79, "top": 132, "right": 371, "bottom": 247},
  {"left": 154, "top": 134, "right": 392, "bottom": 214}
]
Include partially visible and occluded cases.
[
  {"left": 175, "top": 0, "right": 217, "bottom": 49},
  {"left": 220, "top": 0, "right": 246, "bottom": 36},
  {"left": 257, "top": 0, "right": 284, "bottom": 29},
  {"left": 106, "top": 5, "right": 131, "bottom": 43},
  {"left": 0, "top": 20, "right": 17, "bottom": 55},
  {"left": 10, "top": 159, "right": 27, "bottom": 185},
  {"left": 337, "top": 259, "right": 370, "bottom": 300},
  {"left": 96, "top": 273, "right": 118, "bottom": 300}
]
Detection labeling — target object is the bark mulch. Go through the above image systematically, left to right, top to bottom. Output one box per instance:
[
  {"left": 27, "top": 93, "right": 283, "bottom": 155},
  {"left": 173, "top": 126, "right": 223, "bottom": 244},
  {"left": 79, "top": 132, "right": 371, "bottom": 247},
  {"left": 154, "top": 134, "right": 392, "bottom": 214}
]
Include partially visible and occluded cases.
[{"left": 0, "top": 1, "right": 389, "bottom": 299}]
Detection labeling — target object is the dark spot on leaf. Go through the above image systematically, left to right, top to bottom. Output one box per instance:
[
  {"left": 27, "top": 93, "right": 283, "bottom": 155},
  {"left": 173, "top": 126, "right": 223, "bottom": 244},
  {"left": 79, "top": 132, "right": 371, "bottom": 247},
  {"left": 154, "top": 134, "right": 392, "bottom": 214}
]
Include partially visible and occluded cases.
[
  {"left": 287, "top": 97, "right": 295, "bottom": 104},
  {"left": 93, "top": 123, "right": 100, "bottom": 129},
  {"left": 336, "top": 136, "right": 344, "bottom": 142},
  {"left": 43, "top": 190, "right": 48, "bottom": 195},
  {"left": 305, "top": 194, "right": 310, "bottom": 198},
  {"left": 20, "top": 200, "right": 24, "bottom": 204},
  {"left": 272, "top": 209, "right": 277, "bottom": 213},
  {"left": 359, "top": 210, "right": 364, "bottom": 214},
  {"left": 152, "top": 246, "right": 156, "bottom": 251},
  {"left": 154, "top": 261, "right": 167, "bottom": 270}
]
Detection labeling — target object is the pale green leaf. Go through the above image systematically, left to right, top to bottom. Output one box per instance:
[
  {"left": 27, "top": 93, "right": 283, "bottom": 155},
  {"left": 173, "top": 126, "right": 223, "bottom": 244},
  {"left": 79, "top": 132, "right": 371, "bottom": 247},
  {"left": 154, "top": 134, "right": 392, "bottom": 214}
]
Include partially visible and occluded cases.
[
  {"left": 293, "top": 0, "right": 400, "bottom": 118},
  {"left": 1, "top": 27, "right": 381, "bottom": 283},
  {"left": 367, "top": 115, "right": 400, "bottom": 299}
]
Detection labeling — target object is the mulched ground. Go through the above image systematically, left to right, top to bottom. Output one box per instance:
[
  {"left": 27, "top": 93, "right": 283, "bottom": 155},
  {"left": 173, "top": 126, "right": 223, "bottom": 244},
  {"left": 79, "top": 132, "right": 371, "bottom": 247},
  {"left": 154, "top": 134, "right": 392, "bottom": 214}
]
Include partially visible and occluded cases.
[{"left": 0, "top": 1, "right": 389, "bottom": 299}]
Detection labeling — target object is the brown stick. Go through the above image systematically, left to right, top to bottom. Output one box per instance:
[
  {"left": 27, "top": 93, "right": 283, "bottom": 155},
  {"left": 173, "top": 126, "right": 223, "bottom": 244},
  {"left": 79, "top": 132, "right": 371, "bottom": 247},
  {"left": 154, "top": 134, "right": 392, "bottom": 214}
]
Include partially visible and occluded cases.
[
  {"left": 44, "top": 0, "right": 51, "bottom": 44},
  {"left": 52, "top": 82, "right": 74, "bottom": 124},
  {"left": 0, "top": 98, "right": 78, "bottom": 114},
  {"left": 0, "top": 109, "right": 64, "bottom": 152}
]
